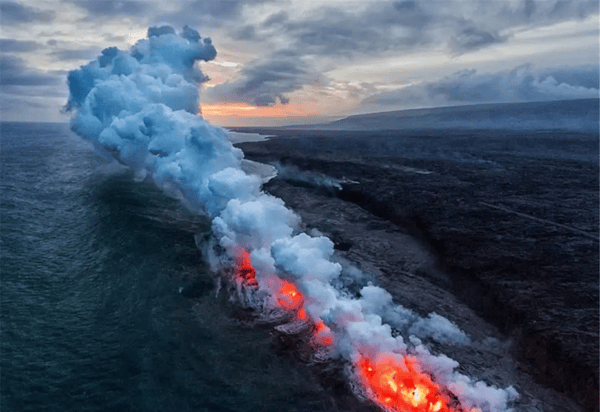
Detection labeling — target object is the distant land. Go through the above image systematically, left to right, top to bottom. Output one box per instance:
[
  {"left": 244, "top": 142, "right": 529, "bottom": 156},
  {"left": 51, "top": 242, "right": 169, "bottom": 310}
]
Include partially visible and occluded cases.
[{"left": 280, "top": 99, "right": 599, "bottom": 132}]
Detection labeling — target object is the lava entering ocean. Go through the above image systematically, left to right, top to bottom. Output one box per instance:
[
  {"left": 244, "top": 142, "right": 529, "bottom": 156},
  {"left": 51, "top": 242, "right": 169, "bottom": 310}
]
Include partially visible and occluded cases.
[
  {"left": 65, "top": 25, "right": 518, "bottom": 412},
  {"left": 233, "top": 248, "right": 480, "bottom": 412},
  {"left": 234, "top": 248, "right": 334, "bottom": 348},
  {"left": 234, "top": 248, "right": 258, "bottom": 287},
  {"left": 358, "top": 355, "right": 456, "bottom": 412}
]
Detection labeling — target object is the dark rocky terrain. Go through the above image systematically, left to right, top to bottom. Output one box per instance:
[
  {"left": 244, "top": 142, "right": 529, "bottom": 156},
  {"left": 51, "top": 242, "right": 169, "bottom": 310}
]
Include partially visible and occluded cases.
[{"left": 233, "top": 128, "right": 599, "bottom": 411}]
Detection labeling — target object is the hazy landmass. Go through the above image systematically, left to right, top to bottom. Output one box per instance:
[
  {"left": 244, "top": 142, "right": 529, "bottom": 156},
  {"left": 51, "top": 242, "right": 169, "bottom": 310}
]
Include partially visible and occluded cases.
[{"left": 281, "top": 99, "right": 599, "bottom": 132}]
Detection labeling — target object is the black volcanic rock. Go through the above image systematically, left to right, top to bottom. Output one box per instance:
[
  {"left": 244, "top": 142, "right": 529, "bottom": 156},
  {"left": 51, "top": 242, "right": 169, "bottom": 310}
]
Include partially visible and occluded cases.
[{"left": 236, "top": 128, "right": 599, "bottom": 411}]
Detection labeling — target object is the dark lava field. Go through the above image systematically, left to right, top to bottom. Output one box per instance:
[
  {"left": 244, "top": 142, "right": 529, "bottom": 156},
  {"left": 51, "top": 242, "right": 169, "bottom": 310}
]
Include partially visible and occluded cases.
[{"left": 234, "top": 128, "right": 599, "bottom": 412}]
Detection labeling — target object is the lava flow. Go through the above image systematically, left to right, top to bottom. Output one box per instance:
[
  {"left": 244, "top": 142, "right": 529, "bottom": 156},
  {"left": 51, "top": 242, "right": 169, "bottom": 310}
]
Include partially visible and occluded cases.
[
  {"left": 233, "top": 248, "right": 478, "bottom": 411},
  {"left": 234, "top": 248, "right": 333, "bottom": 347},
  {"left": 234, "top": 249, "right": 257, "bottom": 287},
  {"left": 273, "top": 278, "right": 334, "bottom": 347},
  {"left": 276, "top": 280, "right": 304, "bottom": 311},
  {"left": 313, "top": 320, "right": 334, "bottom": 346},
  {"left": 357, "top": 356, "right": 459, "bottom": 412}
]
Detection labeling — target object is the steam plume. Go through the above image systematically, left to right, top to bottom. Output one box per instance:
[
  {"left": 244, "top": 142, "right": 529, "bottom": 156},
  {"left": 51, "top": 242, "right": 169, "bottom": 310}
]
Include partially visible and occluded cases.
[{"left": 65, "top": 26, "right": 518, "bottom": 412}]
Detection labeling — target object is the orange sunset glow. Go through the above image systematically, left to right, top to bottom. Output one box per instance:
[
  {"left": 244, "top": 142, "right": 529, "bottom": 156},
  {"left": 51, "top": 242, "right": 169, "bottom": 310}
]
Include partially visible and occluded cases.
[{"left": 201, "top": 102, "right": 309, "bottom": 119}]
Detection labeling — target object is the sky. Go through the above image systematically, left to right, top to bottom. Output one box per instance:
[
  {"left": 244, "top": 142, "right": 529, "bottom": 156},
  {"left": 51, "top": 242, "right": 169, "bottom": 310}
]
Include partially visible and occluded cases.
[{"left": 0, "top": 0, "right": 598, "bottom": 127}]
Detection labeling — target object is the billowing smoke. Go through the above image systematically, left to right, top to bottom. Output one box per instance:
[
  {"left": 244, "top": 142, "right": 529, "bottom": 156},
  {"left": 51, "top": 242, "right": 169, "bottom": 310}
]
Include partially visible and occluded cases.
[
  {"left": 65, "top": 26, "right": 518, "bottom": 412},
  {"left": 271, "top": 161, "right": 344, "bottom": 190}
]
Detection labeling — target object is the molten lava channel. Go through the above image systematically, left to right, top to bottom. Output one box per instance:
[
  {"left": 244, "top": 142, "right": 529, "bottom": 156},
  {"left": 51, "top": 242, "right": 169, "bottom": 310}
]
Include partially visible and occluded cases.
[
  {"left": 233, "top": 248, "right": 479, "bottom": 412},
  {"left": 234, "top": 248, "right": 334, "bottom": 349},
  {"left": 234, "top": 249, "right": 257, "bottom": 287},
  {"left": 357, "top": 356, "right": 466, "bottom": 412}
]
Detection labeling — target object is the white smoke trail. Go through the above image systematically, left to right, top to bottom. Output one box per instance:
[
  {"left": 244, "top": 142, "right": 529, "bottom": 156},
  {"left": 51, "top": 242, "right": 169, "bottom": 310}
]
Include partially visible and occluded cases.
[
  {"left": 65, "top": 26, "right": 518, "bottom": 412},
  {"left": 270, "top": 161, "right": 344, "bottom": 190}
]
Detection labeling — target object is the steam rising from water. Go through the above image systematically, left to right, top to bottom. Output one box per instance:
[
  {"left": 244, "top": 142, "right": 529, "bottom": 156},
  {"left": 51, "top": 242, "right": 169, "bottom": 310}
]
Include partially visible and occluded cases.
[{"left": 65, "top": 26, "right": 518, "bottom": 412}]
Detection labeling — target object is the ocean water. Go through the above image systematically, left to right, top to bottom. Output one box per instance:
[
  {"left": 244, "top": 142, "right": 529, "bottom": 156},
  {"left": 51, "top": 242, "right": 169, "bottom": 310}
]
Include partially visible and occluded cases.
[{"left": 0, "top": 122, "right": 333, "bottom": 412}]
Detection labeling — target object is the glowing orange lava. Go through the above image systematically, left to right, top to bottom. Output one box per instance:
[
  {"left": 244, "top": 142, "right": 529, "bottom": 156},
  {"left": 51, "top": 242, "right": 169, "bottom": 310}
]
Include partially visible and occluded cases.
[
  {"left": 231, "top": 248, "right": 469, "bottom": 411},
  {"left": 232, "top": 248, "right": 334, "bottom": 348},
  {"left": 235, "top": 249, "right": 257, "bottom": 287},
  {"left": 271, "top": 279, "right": 334, "bottom": 346},
  {"left": 276, "top": 280, "right": 304, "bottom": 311},
  {"left": 313, "top": 320, "right": 334, "bottom": 346},
  {"left": 357, "top": 356, "right": 457, "bottom": 412}
]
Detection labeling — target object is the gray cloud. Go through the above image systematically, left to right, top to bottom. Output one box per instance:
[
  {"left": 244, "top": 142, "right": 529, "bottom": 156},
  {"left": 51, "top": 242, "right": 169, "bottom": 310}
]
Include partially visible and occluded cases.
[
  {"left": 4, "top": 0, "right": 596, "bottom": 116},
  {"left": 66, "top": 0, "right": 153, "bottom": 16},
  {"left": 157, "top": 0, "right": 275, "bottom": 28},
  {"left": 211, "top": 0, "right": 597, "bottom": 106},
  {"left": 270, "top": 0, "right": 597, "bottom": 57},
  {"left": 0, "top": 1, "right": 55, "bottom": 24},
  {"left": 204, "top": 2, "right": 428, "bottom": 105},
  {"left": 262, "top": 3, "right": 431, "bottom": 57},
  {"left": 262, "top": 10, "right": 288, "bottom": 27},
  {"left": 231, "top": 25, "right": 257, "bottom": 41},
  {"left": 449, "top": 26, "right": 504, "bottom": 53},
  {"left": 103, "top": 33, "right": 127, "bottom": 43},
  {"left": 0, "top": 38, "right": 42, "bottom": 52},
  {"left": 49, "top": 48, "right": 101, "bottom": 61},
  {"left": 206, "top": 52, "right": 326, "bottom": 106},
  {"left": 0, "top": 54, "right": 63, "bottom": 87},
  {"left": 361, "top": 64, "right": 600, "bottom": 110},
  {"left": 538, "top": 65, "right": 599, "bottom": 89},
  {"left": 1, "top": 83, "right": 67, "bottom": 97},
  {"left": 0, "top": 94, "right": 46, "bottom": 111}
]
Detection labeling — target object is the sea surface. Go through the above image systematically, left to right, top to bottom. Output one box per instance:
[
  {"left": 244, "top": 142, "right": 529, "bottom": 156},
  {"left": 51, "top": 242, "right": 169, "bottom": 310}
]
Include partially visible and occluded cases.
[{"left": 0, "top": 122, "right": 333, "bottom": 412}]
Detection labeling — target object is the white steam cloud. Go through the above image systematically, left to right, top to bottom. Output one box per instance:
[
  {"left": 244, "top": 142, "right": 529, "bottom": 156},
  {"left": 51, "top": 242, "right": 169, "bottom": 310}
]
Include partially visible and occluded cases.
[
  {"left": 65, "top": 26, "right": 517, "bottom": 412},
  {"left": 271, "top": 161, "right": 344, "bottom": 190}
]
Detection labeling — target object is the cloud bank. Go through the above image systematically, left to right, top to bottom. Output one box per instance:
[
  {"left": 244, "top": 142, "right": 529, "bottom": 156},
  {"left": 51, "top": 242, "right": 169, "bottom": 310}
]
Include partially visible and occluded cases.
[
  {"left": 1, "top": 0, "right": 598, "bottom": 121},
  {"left": 66, "top": 0, "right": 153, "bottom": 17},
  {"left": 204, "top": 0, "right": 598, "bottom": 107},
  {"left": 0, "top": 1, "right": 55, "bottom": 24},
  {"left": 0, "top": 38, "right": 42, "bottom": 52},
  {"left": 205, "top": 52, "right": 325, "bottom": 106},
  {"left": 0, "top": 55, "right": 62, "bottom": 87},
  {"left": 362, "top": 64, "right": 600, "bottom": 111}
]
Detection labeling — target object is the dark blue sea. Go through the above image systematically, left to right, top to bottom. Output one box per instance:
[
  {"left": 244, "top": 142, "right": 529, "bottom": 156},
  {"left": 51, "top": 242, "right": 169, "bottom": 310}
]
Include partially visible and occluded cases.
[{"left": 0, "top": 122, "right": 334, "bottom": 412}]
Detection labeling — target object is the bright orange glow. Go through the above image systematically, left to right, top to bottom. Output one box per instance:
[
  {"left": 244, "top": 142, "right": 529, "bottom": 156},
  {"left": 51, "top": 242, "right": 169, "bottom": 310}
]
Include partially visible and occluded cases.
[
  {"left": 201, "top": 102, "right": 309, "bottom": 121},
  {"left": 230, "top": 249, "right": 463, "bottom": 410},
  {"left": 235, "top": 249, "right": 257, "bottom": 287},
  {"left": 231, "top": 252, "right": 334, "bottom": 348},
  {"left": 274, "top": 280, "right": 334, "bottom": 346},
  {"left": 276, "top": 280, "right": 304, "bottom": 311},
  {"left": 313, "top": 320, "right": 334, "bottom": 346},
  {"left": 315, "top": 320, "right": 326, "bottom": 333},
  {"left": 319, "top": 336, "right": 334, "bottom": 346},
  {"left": 357, "top": 356, "right": 457, "bottom": 412},
  {"left": 431, "top": 401, "right": 443, "bottom": 412}
]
